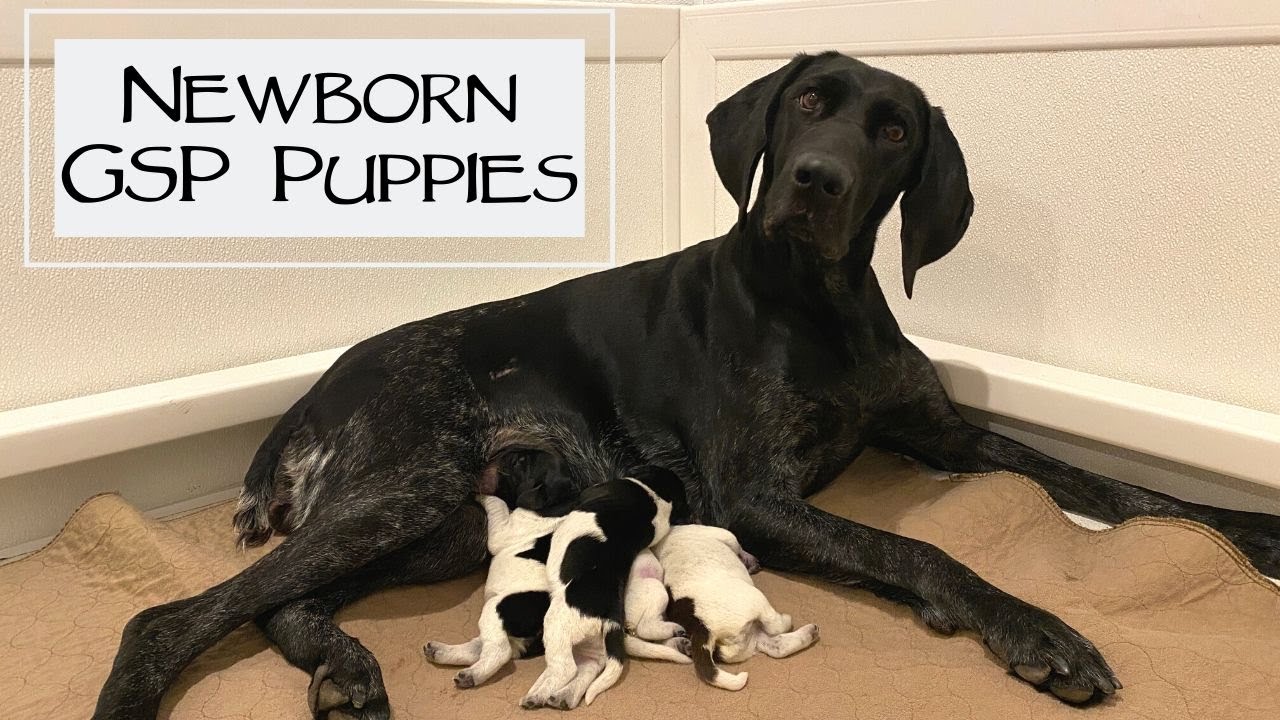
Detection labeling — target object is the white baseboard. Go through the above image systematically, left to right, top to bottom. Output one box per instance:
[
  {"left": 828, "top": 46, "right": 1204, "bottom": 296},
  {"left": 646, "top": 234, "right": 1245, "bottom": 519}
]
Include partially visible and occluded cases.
[{"left": 2, "top": 335, "right": 1278, "bottom": 491}]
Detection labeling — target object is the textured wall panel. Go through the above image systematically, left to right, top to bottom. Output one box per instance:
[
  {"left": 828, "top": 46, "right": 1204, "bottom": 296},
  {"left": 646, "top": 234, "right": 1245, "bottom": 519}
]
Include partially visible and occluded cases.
[
  {"left": 717, "top": 46, "right": 1280, "bottom": 414},
  {"left": 1, "top": 62, "right": 665, "bottom": 410}
]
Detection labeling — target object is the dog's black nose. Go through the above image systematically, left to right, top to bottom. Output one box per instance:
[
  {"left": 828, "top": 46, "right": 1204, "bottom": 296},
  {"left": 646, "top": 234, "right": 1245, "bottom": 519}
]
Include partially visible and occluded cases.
[{"left": 791, "top": 155, "right": 850, "bottom": 198}]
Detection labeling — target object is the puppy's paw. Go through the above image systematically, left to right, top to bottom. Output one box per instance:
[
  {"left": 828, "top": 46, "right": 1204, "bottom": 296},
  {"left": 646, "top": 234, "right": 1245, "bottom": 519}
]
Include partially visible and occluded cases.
[
  {"left": 738, "top": 550, "right": 762, "bottom": 574},
  {"left": 797, "top": 624, "right": 819, "bottom": 648},
  {"left": 668, "top": 636, "right": 693, "bottom": 656},
  {"left": 454, "top": 670, "right": 476, "bottom": 689},
  {"left": 546, "top": 689, "right": 580, "bottom": 711},
  {"left": 520, "top": 695, "right": 547, "bottom": 710}
]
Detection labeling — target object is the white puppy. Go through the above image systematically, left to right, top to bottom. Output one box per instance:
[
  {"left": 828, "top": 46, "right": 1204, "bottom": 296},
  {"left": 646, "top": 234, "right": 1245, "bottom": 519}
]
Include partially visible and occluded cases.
[
  {"left": 424, "top": 494, "right": 564, "bottom": 688},
  {"left": 657, "top": 524, "right": 819, "bottom": 690}
]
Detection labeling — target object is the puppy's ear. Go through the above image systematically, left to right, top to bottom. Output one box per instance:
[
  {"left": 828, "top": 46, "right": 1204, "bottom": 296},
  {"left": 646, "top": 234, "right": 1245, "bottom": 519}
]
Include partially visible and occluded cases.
[
  {"left": 707, "top": 54, "right": 819, "bottom": 223},
  {"left": 899, "top": 106, "right": 974, "bottom": 298},
  {"left": 628, "top": 466, "right": 689, "bottom": 522}
]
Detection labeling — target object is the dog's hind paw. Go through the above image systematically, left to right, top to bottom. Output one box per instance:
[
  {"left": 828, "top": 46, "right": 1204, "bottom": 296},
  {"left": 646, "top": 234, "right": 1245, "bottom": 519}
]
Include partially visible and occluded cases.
[
  {"left": 308, "top": 650, "right": 390, "bottom": 720},
  {"left": 454, "top": 669, "right": 477, "bottom": 689},
  {"left": 546, "top": 689, "right": 580, "bottom": 711}
]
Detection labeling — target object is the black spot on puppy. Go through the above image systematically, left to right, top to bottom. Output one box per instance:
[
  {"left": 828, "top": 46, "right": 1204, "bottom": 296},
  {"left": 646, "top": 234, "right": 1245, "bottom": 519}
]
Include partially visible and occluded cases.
[
  {"left": 516, "top": 533, "right": 552, "bottom": 564},
  {"left": 497, "top": 591, "right": 551, "bottom": 640}
]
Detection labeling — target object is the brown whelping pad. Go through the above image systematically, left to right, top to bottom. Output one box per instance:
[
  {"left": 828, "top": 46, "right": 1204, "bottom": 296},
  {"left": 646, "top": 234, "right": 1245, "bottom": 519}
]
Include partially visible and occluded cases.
[{"left": 3, "top": 450, "right": 1278, "bottom": 719}]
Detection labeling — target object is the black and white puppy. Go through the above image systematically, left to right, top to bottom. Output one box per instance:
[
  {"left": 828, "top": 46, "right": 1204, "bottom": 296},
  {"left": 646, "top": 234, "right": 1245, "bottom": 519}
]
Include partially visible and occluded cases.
[
  {"left": 425, "top": 450, "right": 575, "bottom": 686},
  {"left": 521, "top": 466, "right": 689, "bottom": 710},
  {"left": 423, "top": 493, "right": 565, "bottom": 687}
]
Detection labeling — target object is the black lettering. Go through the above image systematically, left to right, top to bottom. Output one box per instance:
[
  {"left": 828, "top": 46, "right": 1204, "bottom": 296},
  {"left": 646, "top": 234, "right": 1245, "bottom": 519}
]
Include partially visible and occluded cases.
[
  {"left": 123, "top": 66, "right": 180, "bottom": 123},
  {"left": 315, "top": 73, "right": 360, "bottom": 124},
  {"left": 239, "top": 74, "right": 310, "bottom": 123},
  {"left": 364, "top": 74, "right": 419, "bottom": 123},
  {"left": 422, "top": 74, "right": 463, "bottom": 122},
  {"left": 467, "top": 74, "right": 517, "bottom": 122},
  {"left": 184, "top": 75, "right": 234, "bottom": 123},
  {"left": 61, "top": 144, "right": 124, "bottom": 203},
  {"left": 125, "top": 146, "right": 177, "bottom": 202},
  {"left": 180, "top": 146, "right": 230, "bottom": 200},
  {"left": 273, "top": 146, "right": 323, "bottom": 201},
  {"left": 378, "top": 155, "right": 420, "bottom": 201},
  {"left": 422, "top": 155, "right": 464, "bottom": 202},
  {"left": 480, "top": 155, "right": 530, "bottom": 203},
  {"left": 533, "top": 155, "right": 578, "bottom": 202},
  {"left": 324, "top": 156, "right": 375, "bottom": 204}
]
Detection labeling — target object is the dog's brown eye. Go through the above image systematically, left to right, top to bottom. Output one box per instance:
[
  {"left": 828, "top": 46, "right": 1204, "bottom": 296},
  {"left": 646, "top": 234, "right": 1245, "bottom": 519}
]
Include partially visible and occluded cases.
[
  {"left": 798, "top": 90, "right": 823, "bottom": 112},
  {"left": 881, "top": 124, "right": 906, "bottom": 143}
]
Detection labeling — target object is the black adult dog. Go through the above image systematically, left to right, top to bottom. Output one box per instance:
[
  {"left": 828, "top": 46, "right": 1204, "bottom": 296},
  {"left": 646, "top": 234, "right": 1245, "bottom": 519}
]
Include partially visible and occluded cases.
[{"left": 94, "top": 52, "right": 1280, "bottom": 719}]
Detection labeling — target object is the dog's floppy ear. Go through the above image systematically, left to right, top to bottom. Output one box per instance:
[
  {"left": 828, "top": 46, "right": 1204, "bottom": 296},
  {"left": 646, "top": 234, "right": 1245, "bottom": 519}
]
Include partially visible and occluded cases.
[
  {"left": 707, "top": 54, "right": 818, "bottom": 222},
  {"left": 899, "top": 107, "right": 974, "bottom": 298}
]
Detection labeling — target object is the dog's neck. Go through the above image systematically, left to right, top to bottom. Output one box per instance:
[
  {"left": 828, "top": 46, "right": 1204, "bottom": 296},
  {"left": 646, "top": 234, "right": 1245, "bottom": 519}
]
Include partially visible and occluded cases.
[{"left": 718, "top": 207, "right": 882, "bottom": 314}]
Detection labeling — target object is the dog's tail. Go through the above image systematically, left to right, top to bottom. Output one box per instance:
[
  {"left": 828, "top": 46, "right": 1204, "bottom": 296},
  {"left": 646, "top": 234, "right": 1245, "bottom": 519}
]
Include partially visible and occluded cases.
[
  {"left": 232, "top": 395, "right": 309, "bottom": 548},
  {"left": 667, "top": 594, "right": 747, "bottom": 691},
  {"left": 583, "top": 623, "right": 626, "bottom": 706},
  {"left": 623, "top": 635, "right": 693, "bottom": 664}
]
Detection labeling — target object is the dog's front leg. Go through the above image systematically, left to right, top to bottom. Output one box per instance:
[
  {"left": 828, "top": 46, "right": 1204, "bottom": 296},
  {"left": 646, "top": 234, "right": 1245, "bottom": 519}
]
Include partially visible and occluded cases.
[{"left": 728, "top": 494, "right": 1120, "bottom": 704}]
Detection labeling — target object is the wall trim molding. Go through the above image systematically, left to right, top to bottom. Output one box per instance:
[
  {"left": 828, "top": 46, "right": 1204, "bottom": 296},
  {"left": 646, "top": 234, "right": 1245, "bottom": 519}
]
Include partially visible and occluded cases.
[
  {"left": 3, "top": 1, "right": 680, "bottom": 63},
  {"left": 3, "top": 336, "right": 1278, "bottom": 490}
]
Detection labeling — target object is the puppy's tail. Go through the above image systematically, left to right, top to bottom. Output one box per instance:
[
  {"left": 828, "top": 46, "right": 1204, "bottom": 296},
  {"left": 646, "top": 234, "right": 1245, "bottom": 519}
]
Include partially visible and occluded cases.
[
  {"left": 232, "top": 395, "right": 308, "bottom": 548},
  {"left": 583, "top": 623, "right": 626, "bottom": 706},
  {"left": 623, "top": 635, "right": 693, "bottom": 664}
]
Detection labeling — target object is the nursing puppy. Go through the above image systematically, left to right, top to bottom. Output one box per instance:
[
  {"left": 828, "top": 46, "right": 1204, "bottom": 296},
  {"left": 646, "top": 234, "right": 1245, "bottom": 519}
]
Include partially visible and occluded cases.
[
  {"left": 424, "top": 450, "right": 575, "bottom": 687},
  {"left": 521, "top": 466, "right": 689, "bottom": 710},
  {"left": 423, "top": 492, "right": 564, "bottom": 688},
  {"left": 659, "top": 525, "right": 819, "bottom": 690},
  {"left": 625, "top": 549, "right": 689, "bottom": 645}
]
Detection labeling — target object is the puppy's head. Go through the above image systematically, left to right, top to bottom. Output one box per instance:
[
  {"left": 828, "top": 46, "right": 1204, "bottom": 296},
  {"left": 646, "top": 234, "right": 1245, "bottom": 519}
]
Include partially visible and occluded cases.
[
  {"left": 707, "top": 51, "right": 973, "bottom": 296},
  {"left": 489, "top": 449, "right": 578, "bottom": 512},
  {"left": 626, "top": 465, "right": 690, "bottom": 524}
]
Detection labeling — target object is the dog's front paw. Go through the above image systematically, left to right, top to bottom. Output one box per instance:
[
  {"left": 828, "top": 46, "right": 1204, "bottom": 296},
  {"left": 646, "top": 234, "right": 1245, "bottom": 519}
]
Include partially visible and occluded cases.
[{"left": 981, "top": 602, "right": 1119, "bottom": 704}]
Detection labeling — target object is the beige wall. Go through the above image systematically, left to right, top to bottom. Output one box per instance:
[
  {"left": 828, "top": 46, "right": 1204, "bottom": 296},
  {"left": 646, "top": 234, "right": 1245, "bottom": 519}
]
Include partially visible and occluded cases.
[
  {"left": 717, "top": 46, "right": 1280, "bottom": 415},
  {"left": 0, "top": 55, "right": 668, "bottom": 550},
  {"left": 1, "top": 61, "right": 666, "bottom": 411}
]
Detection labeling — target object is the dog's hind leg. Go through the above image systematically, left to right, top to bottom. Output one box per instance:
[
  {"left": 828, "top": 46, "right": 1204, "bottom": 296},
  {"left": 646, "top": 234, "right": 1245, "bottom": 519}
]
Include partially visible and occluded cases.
[
  {"left": 93, "top": 460, "right": 475, "bottom": 720},
  {"left": 264, "top": 502, "right": 488, "bottom": 719},
  {"left": 450, "top": 597, "right": 516, "bottom": 689},
  {"left": 520, "top": 598, "right": 583, "bottom": 708},
  {"left": 756, "top": 600, "right": 792, "bottom": 636},
  {"left": 755, "top": 623, "right": 819, "bottom": 659},
  {"left": 581, "top": 624, "right": 625, "bottom": 706},
  {"left": 423, "top": 637, "right": 482, "bottom": 666},
  {"left": 546, "top": 640, "right": 607, "bottom": 710}
]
